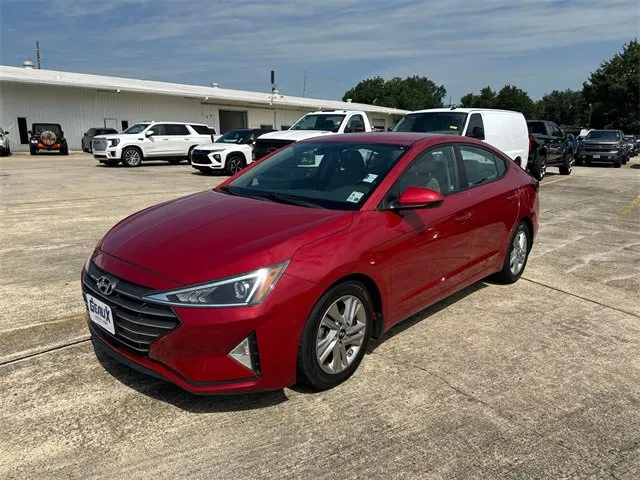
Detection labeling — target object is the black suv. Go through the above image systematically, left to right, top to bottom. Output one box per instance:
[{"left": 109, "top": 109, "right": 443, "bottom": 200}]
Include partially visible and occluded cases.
[
  {"left": 29, "top": 123, "right": 68, "bottom": 155},
  {"left": 82, "top": 127, "right": 118, "bottom": 153},
  {"left": 577, "top": 130, "right": 626, "bottom": 167}
]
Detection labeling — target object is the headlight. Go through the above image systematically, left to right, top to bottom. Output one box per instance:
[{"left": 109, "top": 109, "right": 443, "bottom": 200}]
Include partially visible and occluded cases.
[
  {"left": 108, "top": 139, "right": 120, "bottom": 147},
  {"left": 143, "top": 262, "right": 288, "bottom": 307}
]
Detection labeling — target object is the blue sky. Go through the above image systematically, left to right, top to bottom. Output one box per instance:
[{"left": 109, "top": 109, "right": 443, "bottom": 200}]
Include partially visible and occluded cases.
[{"left": 1, "top": 0, "right": 637, "bottom": 102}]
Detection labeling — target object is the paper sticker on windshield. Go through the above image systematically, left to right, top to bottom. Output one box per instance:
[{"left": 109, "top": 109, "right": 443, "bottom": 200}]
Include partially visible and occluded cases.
[
  {"left": 449, "top": 125, "right": 458, "bottom": 130},
  {"left": 363, "top": 173, "right": 378, "bottom": 183},
  {"left": 346, "top": 191, "right": 364, "bottom": 203}
]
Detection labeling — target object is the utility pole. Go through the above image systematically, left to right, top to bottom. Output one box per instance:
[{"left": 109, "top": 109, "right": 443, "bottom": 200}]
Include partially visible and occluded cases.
[
  {"left": 36, "top": 41, "right": 41, "bottom": 69},
  {"left": 270, "top": 70, "right": 277, "bottom": 129},
  {"left": 302, "top": 71, "right": 307, "bottom": 97},
  {"left": 448, "top": 96, "right": 452, "bottom": 107}
]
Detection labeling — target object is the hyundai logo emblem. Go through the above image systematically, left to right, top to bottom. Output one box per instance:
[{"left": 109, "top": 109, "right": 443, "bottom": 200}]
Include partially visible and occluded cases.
[{"left": 96, "top": 276, "right": 116, "bottom": 296}]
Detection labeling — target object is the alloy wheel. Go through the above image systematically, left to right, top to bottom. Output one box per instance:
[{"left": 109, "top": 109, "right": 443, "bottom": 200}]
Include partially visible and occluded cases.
[
  {"left": 124, "top": 149, "right": 141, "bottom": 166},
  {"left": 228, "top": 157, "right": 243, "bottom": 174},
  {"left": 509, "top": 230, "right": 528, "bottom": 276},
  {"left": 315, "top": 295, "right": 367, "bottom": 374}
]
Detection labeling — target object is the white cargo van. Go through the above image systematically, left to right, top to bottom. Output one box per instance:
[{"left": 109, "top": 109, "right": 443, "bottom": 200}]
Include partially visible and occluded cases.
[{"left": 393, "top": 108, "right": 530, "bottom": 170}]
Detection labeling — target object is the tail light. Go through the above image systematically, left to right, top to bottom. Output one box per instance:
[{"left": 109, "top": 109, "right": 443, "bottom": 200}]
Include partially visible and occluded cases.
[{"left": 528, "top": 134, "right": 534, "bottom": 153}]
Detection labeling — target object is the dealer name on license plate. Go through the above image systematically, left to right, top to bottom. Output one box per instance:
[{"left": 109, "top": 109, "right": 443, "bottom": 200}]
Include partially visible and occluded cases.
[
  {"left": 593, "top": 154, "right": 600, "bottom": 158},
  {"left": 86, "top": 294, "right": 115, "bottom": 335}
]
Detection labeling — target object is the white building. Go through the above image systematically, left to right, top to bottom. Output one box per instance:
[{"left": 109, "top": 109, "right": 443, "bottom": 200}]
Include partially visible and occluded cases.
[{"left": 0, "top": 65, "right": 407, "bottom": 152}]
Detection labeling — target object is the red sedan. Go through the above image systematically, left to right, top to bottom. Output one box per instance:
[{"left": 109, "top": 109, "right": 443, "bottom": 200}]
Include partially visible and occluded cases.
[{"left": 83, "top": 133, "right": 538, "bottom": 394}]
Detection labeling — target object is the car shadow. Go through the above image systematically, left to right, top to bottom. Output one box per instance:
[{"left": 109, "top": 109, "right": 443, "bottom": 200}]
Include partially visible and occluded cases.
[
  {"left": 630, "top": 164, "right": 640, "bottom": 169},
  {"left": 366, "top": 281, "right": 489, "bottom": 354},
  {"left": 93, "top": 345, "right": 288, "bottom": 412}
]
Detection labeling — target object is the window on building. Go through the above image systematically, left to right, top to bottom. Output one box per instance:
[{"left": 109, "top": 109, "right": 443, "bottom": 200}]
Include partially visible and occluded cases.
[
  {"left": 18, "top": 117, "right": 29, "bottom": 144},
  {"left": 260, "top": 124, "right": 273, "bottom": 129}
]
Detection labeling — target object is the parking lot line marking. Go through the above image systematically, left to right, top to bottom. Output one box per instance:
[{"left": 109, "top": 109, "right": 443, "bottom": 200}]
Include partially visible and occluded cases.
[
  {"left": 541, "top": 177, "right": 571, "bottom": 186},
  {"left": 620, "top": 194, "right": 640, "bottom": 217}
]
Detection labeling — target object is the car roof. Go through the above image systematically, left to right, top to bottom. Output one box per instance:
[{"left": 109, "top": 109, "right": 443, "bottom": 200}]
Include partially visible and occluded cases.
[
  {"left": 406, "top": 107, "right": 521, "bottom": 115},
  {"left": 298, "top": 132, "right": 479, "bottom": 146}
]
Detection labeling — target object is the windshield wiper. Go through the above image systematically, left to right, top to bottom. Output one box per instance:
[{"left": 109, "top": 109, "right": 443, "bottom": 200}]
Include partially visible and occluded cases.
[
  {"left": 217, "top": 186, "right": 237, "bottom": 196},
  {"left": 250, "top": 192, "right": 322, "bottom": 208}
]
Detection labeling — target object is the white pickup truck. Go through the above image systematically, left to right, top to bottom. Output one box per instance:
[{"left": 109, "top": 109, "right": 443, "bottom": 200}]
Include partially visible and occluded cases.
[{"left": 252, "top": 110, "right": 373, "bottom": 160}]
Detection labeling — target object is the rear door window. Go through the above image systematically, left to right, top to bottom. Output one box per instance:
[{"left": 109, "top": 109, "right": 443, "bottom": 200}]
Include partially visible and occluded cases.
[
  {"left": 166, "top": 124, "right": 190, "bottom": 136},
  {"left": 190, "top": 124, "right": 211, "bottom": 135},
  {"left": 458, "top": 145, "right": 506, "bottom": 187}
]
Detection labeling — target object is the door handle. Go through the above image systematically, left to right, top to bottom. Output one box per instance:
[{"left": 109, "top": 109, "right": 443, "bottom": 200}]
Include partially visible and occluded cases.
[
  {"left": 506, "top": 193, "right": 518, "bottom": 203},
  {"left": 455, "top": 212, "right": 472, "bottom": 223}
]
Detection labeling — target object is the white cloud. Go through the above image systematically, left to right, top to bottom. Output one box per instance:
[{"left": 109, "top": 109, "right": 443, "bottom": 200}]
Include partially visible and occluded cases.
[{"left": 2, "top": 0, "right": 637, "bottom": 99}]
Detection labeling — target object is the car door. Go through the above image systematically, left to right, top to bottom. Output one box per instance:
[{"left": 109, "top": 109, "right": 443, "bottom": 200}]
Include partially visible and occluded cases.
[
  {"left": 548, "top": 123, "right": 564, "bottom": 163},
  {"left": 144, "top": 124, "right": 169, "bottom": 157},
  {"left": 165, "top": 124, "right": 191, "bottom": 156},
  {"left": 385, "top": 144, "right": 477, "bottom": 320},
  {"left": 456, "top": 144, "right": 520, "bottom": 277}
]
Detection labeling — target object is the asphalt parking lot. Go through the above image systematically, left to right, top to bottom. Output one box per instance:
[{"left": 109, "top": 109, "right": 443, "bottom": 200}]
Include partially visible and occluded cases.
[{"left": 1, "top": 152, "right": 639, "bottom": 479}]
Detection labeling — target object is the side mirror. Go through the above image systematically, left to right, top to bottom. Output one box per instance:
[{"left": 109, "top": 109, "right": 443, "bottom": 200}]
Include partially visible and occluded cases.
[
  {"left": 470, "top": 126, "right": 485, "bottom": 140},
  {"left": 387, "top": 127, "right": 393, "bottom": 132},
  {"left": 145, "top": 130, "right": 155, "bottom": 137},
  {"left": 4, "top": 131, "right": 9, "bottom": 135},
  {"left": 390, "top": 186, "right": 444, "bottom": 211}
]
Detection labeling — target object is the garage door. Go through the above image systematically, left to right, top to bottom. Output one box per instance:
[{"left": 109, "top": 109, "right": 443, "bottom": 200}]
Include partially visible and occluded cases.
[{"left": 219, "top": 110, "right": 247, "bottom": 133}]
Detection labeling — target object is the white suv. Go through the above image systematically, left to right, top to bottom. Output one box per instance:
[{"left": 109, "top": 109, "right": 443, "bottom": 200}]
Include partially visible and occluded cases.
[{"left": 92, "top": 121, "right": 215, "bottom": 167}]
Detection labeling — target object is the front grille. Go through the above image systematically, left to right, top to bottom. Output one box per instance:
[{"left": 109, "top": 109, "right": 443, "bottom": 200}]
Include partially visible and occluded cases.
[
  {"left": 93, "top": 138, "right": 107, "bottom": 152},
  {"left": 253, "top": 139, "right": 295, "bottom": 159},
  {"left": 191, "top": 151, "right": 211, "bottom": 165},
  {"left": 82, "top": 262, "right": 180, "bottom": 356}
]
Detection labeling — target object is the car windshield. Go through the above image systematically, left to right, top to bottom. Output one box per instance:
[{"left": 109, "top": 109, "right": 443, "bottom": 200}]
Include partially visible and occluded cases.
[
  {"left": 393, "top": 112, "right": 468, "bottom": 135},
  {"left": 290, "top": 114, "right": 346, "bottom": 133},
  {"left": 527, "top": 121, "right": 547, "bottom": 135},
  {"left": 122, "top": 123, "right": 149, "bottom": 134},
  {"left": 32, "top": 124, "right": 62, "bottom": 134},
  {"left": 216, "top": 130, "right": 250, "bottom": 144},
  {"left": 586, "top": 130, "right": 620, "bottom": 141},
  {"left": 624, "top": 136, "right": 633, "bottom": 141},
  {"left": 225, "top": 141, "right": 410, "bottom": 210}
]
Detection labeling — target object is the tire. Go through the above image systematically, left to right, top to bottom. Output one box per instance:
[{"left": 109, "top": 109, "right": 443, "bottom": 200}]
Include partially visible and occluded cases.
[
  {"left": 29, "top": 145, "right": 37, "bottom": 155},
  {"left": 60, "top": 145, "right": 69, "bottom": 155},
  {"left": 187, "top": 146, "right": 196, "bottom": 164},
  {"left": 0, "top": 147, "right": 7, "bottom": 157},
  {"left": 122, "top": 147, "right": 142, "bottom": 167},
  {"left": 559, "top": 152, "right": 573, "bottom": 175},
  {"left": 531, "top": 154, "right": 547, "bottom": 181},
  {"left": 225, "top": 155, "right": 246, "bottom": 175},
  {"left": 575, "top": 157, "right": 583, "bottom": 166},
  {"left": 167, "top": 158, "right": 182, "bottom": 165},
  {"left": 613, "top": 161, "right": 621, "bottom": 168},
  {"left": 492, "top": 221, "right": 531, "bottom": 284},
  {"left": 297, "top": 281, "right": 373, "bottom": 390}
]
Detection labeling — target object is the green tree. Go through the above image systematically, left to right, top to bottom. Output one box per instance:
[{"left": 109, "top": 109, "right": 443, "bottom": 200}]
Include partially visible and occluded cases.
[
  {"left": 583, "top": 39, "right": 640, "bottom": 132},
  {"left": 343, "top": 75, "right": 446, "bottom": 110},
  {"left": 493, "top": 85, "right": 538, "bottom": 119},
  {"left": 459, "top": 86, "right": 496, "bottom": 108},
  {"left": 536, "top": 89, "right": 587, "bottom": 126}
]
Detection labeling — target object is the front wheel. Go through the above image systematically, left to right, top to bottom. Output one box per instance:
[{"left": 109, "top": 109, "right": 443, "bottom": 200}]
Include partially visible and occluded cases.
[
  {"left": 29, "top": 145, "right": 37, "bottom": 155},
  {"left": 122, "top": 147, "right": 142, "bottom": 167},
  {"left": 559, "top": 152, "right": 573, "bottom": 175},
  {"left": 225, "top": 155, "right": 246, "bottom": 175},
  {"left": 613, "top": 161, "right": 622, "bottom": 168},
  {"left": 492, "top": 222, "right": 531, "bottom": 284},
  {"left": 297, "top": 282, "right": 373, "bottom": 390}
]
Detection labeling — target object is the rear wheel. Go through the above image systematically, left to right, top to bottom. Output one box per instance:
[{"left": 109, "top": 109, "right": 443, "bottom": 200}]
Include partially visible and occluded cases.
[
  {"left": 30, "top": 145, "right": 37, "bottom": 155},
  {"left": 60, "top": 145, "right": 69, "bottom": 155},
  {"left": 122, "top": 147, "right": 142, "bottom": 167},
  {"left": 559, "top": 152, "right": 573, "bottom": 175},
  {"left": 531, "top": 154, "right": 547, "bottom": 181},
  {"left": 225, "top": 155, "right": 246, "bottom": 175},
  {"left": 613, "top": 161, "right": 622, "bottom": 168},
  {"left": 493, "top": 222, "right": 531, "bottom": 284},
  {"left": 297, "top": 281, "right": 373, "bottom": 390}
]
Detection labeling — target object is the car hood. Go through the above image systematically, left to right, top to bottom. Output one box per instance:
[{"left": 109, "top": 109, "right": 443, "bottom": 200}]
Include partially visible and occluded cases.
[
  {"left": 257, "top": 130, "right": 335, "bottom": 141},
  {"left": 582, "top": 140, "right": 620, "bottom": 146},
  {"left": 193, "top": 143, "right": 252, "bottom": 153},
  {"left": 99, "top": 190, "right": 353, "bottom": 285}
]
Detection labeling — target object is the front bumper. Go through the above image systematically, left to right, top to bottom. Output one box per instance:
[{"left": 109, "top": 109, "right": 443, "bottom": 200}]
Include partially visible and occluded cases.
[
  {"left": 93, "top": 146, "right": 122, "bottom": 161},
  {"left": 191, "top": 150, "right": 226, "bottom": 170},
  {"left": 578, "top": 151, "right": 622, "bottom": 162},
  {"left": 84, "top": 251, "right": 317, "bottom": 394}
]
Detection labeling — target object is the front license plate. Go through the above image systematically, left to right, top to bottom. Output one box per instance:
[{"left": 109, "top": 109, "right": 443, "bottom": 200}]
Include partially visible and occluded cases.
[
  {"left": 592, "top": 154, "right": 600, "bottom": 158},
  {"left": 86, "top": 294, "right": 115, "bottom": 335}
]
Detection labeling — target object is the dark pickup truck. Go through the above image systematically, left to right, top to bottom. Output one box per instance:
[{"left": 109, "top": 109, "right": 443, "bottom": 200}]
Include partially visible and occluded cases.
[
  {"left": 526, "top": 120, "right": 575, "bottom": 180},
  {"left": 577, "top": 130, "right": 627, "bottom": 168}
]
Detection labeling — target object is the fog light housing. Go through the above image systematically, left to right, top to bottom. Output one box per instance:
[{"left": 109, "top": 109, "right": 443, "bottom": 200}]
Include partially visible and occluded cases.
[{"left": 229, "top": 333, "right": 261, "bottom": 375}]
